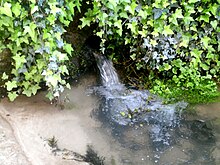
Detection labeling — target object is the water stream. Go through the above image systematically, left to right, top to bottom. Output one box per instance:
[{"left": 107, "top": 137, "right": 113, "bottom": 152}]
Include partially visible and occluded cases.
[
  {"left": 0, "top": 53, "right": 219, "bottom": 165},
  {"left": 88, "top": 53, "right": 220, "bottom": 164}
]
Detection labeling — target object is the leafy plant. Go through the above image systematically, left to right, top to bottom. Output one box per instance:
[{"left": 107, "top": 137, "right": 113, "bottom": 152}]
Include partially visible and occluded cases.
[
  {"left": 0, "top": 0, "right": 81, "bottom": 101},
  {"left": 0, "top": 0, "right": 219, "bottom": 103},
  {"left": 80, "top": 0, "right": 220, "bottom": 103}
]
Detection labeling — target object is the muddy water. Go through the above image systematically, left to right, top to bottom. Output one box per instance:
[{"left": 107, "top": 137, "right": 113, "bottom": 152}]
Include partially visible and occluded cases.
[
  {"left": 0, "top": 73, "right": 220, "bottom": 165},
  {"left": 0, "top": 74, "right": 98, "bottom": 165}
]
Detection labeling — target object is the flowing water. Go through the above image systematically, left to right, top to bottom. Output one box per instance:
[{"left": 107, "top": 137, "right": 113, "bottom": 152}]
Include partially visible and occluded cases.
[
  {"left": 0, "top": 54, "right": 220, "bottom": 165},
  {"left": 89, "top": 54, "right": 220, "bottom": 164}
]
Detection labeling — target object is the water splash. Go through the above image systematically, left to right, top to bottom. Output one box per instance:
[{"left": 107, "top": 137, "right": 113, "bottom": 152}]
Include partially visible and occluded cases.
[{"left": 91, "top": 53, "right": 188, "bottom": 151}]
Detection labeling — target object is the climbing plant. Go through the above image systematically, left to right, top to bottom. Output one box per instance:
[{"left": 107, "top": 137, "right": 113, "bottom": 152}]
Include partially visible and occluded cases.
[
  {"left": 0, "top": 0, "right": 81, "bottom": 101},
  {"left": 0, "top": 0, "right": 219, "bottom": 103},
  {"left": 80, "top": 0, "right": 220, "bottom": 103}
]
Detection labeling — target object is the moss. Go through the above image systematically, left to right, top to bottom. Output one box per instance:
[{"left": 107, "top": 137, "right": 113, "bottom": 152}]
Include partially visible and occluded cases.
[{"left": 153, "top": 84, "right": 220, "bottom": 104}]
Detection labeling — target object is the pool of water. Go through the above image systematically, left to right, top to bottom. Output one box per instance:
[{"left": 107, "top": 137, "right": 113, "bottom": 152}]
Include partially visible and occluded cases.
[
  {"left": 0, "top": 73, "right": 219, "bottom": 165},
  {"left": 90, "top": 103, "right": 220, "bottom": 165}
]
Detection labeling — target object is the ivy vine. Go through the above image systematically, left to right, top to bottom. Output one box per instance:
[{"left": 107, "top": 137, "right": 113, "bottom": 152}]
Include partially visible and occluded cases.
[
  {"left": 0, "top": 0, "right": 81, "bottom": 101},
  {"left": 0, "top": 0, "right": 219, "bottom": 103},
  {"left": 80, "top": 0, "right": 220, "bottom": 103}
]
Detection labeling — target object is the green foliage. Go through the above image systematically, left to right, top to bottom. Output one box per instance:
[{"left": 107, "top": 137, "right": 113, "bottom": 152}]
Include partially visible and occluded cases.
[
  {"left": 0, "top": 0, "right": 81, "bottom": 101},
  {"left": 0, "top": 0, "right": 219, "bottom": 103},
  {"left": 81, "top": 0, "right": 220, "bottom": 103},
  {"left": 151, "top": 79, "right": 220, "bottom": 104}
]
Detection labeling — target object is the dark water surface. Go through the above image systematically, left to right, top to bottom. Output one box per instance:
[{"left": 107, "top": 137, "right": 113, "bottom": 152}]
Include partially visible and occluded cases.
[
  {"left": 90, "top": 54, "right": 220, "bottom": 165},
  {"left": 89, "top": 88, "right": 220, "bottom": 165}
]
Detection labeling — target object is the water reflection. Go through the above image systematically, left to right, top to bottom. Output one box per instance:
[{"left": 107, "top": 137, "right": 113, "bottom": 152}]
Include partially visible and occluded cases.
[
  {"left": 92, "top": 53, "right": 220, "bottom": 164},
  {"left": 91, "top": 102, "right": 220, "bottom": 165}
]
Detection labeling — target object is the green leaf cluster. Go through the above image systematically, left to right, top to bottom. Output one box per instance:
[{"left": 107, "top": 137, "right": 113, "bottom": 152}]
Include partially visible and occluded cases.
[
  {"left": 0, "top": 0, "right": 79, "bottom": 101},
  {"left": 0, "top": 0, "right": 219, "bottom": 103},
  {"left": 80, "top": 0, "right": 220, "bottom": 103}
]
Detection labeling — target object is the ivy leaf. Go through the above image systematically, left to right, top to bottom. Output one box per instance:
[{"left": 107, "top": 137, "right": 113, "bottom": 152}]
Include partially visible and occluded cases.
[
  {"left": 108, "top": 0, "right": 117, "bottom": 9},
  {"left": 188, "top": 0, "right": 200, "bottom": 3},
  {"left": 67, "top": 1, "right": 75, "bottom": 15},
  {"left": 130, "top": 1, "right": 138, "bottom": 14},
  {"left": 162, "top": 1, "right": 170, "bottom": 8},
  {"left": 12, "top": 2, "right": 21, "bottom": 17},
  {"left": 49, "top": 2, "right": 62, "bottom": 15},
  {"left": 125, "top": 2, "right": 137, "bottom": 15},
  {"left": 1, "top": 3, "right": 12, "bottom": 17},
  {"left": 209, "top": 4, "right": 218, "bottom": 16},
  {"left": 31, "top": 5, "right": 38, "bottom": 14},
  {"left": 153, "top": 8, "right": 162, "bottom": 19},
  {"left": 138, "top": 9, "right": 148, "bottom": 19},
  {"left": 174, "top": 9, "right": 184, "bottom": 19},
  {"left": 119, "top": 11, "right": 129, "bottom": 18},
  {"left": 183, "top": 14, "right": 194, "bottom": 25},
  {"left": 199, "top": 14, "right": 210, "bottom": 23},
  {"left": 47, "top": 15, "right": 56, "bottom": 25},
  {"left": 80, "top": 17, "right": 91, "bottom": 28},
  {"left": 114, "top": 20, "right": 122, "bottom": 36},
  {"left": 210, "top": 20, "right": 218, "bottom": 29},
  {"left": 127, "top": 22, "right": 137, "bottom": 34},
  {"left": 23, "top": 23, "right": 37, "bottom": 42},
  {"left": 163, "top": 25, "right": 174, "bottom": 36},
  {"left": 190, "top": 25, "right": 197, "bottom": 31},
  {"left": 96, "top": 30, "right": 104, "bottom": 38},
  {"left": 151, "top": 30, "right": 159, "bottom": 37},
  {"left": 179, "top": 34, "right": 190, "bottom": 47},
  {"left": 201, "top": 36, "right": 211, "bottom": 49},
  {"left": 150, "top": 39, "right": 157, "bottom": 46},
  {"left": 63, "top": 43, "right": 73, "bottom": 55},
  {"left": 191, "top": 49, "right": 203, "bottom": 58},
  {"left": 56, "top": 51, "right": 67, "bottom": 61},
  {"left": 206, "top": 52, "right": 215, "bottom": 59},
  {"left": 12, "top": 54, "right": 27, "bottom": 70},
  {"left": 130, "top": 54, "right": 136, "bottom": 60},
  {"left": 171, "top": 59, "right": 182, "bottom": 68},
  {"left": 163, "top": 63, "right": 171, "bottom": 71},
  {"left": 200, "top": 63, "right": 209, "bottom": 71},
  {"left": 59, "top": 65, "right": 69, "bottom": 74},
  {"left": 2, "top": 72, "right": 9, "bottom": 80},
  {"left": 24, "top": 72, "right": 32, "bottom": 80},
  {"left": 47, "top": 75, "right": 59, "bottom": 87},
  {"left": 6, "top": 81, "right": 17, "bottom": 91},
  {"left": 22, "top": 81, "right": 30, "bottom": 89},
  {"left": 186, "top": 82, "right": 194, "bottom": 88},
  {"left": 66, "top": 83, "right": 71, "bottom": 89},
  {"left": 31, "top": 85, "right": 41, "bottom": 95},
  {"left": 22, "top": 89, "right": 32, "bottom": 97},
  {"left": 8, "top": 92, "right": 18, "bottom": 101},
  {"left": 46, "top": 92, "right": 54, "bottom": 101},
  {"left": 120, "top": 111, "right": 126, "bottom": 117}
]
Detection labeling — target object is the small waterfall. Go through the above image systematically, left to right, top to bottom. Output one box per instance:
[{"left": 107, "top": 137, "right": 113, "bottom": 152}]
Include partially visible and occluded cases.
[
  {"left": 91, "top": 52, "right": 188, "bottom": 152},
  {"left": 93, "top": 52, "right": 120, "bottom": 87},
  {"left": 87, "top": 53, "right": 216, "bottom": 165}
]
